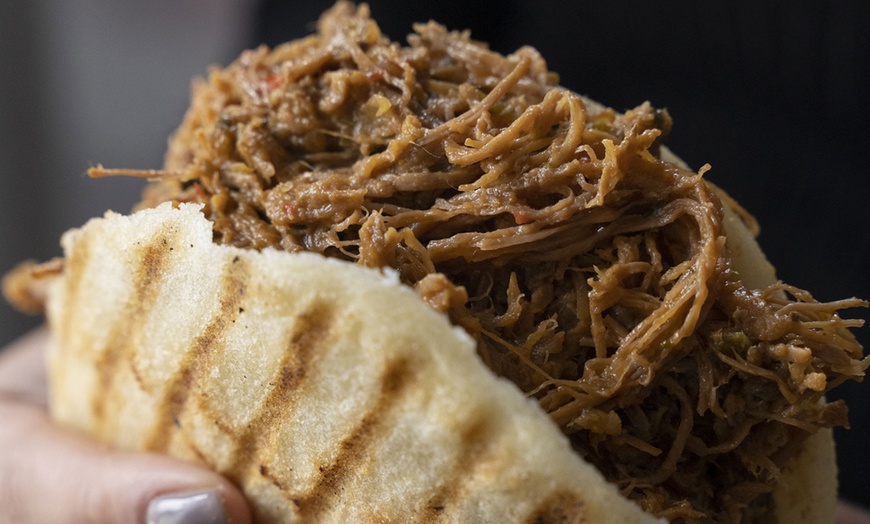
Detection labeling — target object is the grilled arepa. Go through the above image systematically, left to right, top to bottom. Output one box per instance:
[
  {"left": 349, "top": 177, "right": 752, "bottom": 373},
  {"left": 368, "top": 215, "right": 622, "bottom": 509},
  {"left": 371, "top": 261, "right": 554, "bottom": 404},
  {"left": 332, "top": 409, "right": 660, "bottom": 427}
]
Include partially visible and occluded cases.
[{"left": 46, "top": 202, "right": 663, "bottom": 523}]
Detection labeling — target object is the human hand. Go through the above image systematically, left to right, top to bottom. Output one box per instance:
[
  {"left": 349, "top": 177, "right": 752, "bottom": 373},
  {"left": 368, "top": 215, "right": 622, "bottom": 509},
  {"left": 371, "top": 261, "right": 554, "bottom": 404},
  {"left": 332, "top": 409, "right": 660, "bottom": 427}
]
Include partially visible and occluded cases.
[{"left": 0, "top": 328, "right": 252, "bottom": 524}]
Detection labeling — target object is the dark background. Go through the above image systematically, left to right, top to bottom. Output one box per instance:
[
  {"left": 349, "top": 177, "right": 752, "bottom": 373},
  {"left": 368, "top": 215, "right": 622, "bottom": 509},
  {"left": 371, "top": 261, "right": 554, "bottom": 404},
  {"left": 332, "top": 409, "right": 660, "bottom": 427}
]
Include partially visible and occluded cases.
[{"left": 2, "top": 0, "right": 868, "bottom": 510}]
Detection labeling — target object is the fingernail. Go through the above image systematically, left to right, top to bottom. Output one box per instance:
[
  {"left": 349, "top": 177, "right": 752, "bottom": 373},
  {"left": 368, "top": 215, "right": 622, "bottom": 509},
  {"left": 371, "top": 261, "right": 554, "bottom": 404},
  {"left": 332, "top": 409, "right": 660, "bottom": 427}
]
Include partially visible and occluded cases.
[{"left": 146, "top": 489, "right": 229, "bottom": 524}]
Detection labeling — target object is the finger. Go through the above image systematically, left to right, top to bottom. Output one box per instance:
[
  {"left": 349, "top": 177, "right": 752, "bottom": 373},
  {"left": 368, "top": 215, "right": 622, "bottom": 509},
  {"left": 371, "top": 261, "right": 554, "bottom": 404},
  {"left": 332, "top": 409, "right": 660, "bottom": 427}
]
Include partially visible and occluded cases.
[
  {"left": 0, "top": 327, "right": 50, "bottom": 406},
  {"left": 0, "top": 400, "right": 251, "bottom": 524}
]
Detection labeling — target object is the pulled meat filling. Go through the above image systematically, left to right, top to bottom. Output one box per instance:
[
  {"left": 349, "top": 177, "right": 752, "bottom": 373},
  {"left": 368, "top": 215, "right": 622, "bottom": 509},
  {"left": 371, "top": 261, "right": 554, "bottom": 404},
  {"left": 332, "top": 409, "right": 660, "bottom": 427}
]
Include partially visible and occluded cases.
[{"left": 105, "top": 3, "right": 865, "bottom": 522}]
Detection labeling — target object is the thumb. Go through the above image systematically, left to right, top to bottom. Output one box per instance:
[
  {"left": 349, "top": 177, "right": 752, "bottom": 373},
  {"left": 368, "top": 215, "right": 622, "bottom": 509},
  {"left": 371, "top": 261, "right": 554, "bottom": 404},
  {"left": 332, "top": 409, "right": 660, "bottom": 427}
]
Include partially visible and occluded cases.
[{"left": 0, "top": 401, "right": 252, "bottom": 524}]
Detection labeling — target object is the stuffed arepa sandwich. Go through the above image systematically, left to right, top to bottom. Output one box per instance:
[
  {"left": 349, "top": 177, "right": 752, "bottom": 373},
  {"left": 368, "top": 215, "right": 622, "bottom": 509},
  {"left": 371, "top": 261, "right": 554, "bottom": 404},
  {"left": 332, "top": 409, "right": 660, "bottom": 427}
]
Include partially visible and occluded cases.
[{"left": 4, "top": 2, "right": 867, "bottom": 523}]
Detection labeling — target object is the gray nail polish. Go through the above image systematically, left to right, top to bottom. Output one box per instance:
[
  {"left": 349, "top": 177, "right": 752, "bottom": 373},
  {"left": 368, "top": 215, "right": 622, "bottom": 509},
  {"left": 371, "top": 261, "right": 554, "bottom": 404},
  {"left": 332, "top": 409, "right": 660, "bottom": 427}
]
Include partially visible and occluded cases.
[{"left": 146, "top": 489, "right": 229, "bottom": 524}]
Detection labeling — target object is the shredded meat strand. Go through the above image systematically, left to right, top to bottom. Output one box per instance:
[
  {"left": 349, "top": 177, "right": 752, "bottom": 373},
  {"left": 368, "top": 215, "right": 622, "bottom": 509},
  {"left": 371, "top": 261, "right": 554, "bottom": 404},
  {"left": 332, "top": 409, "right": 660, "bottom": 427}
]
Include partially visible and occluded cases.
[{"left": 101, "top": 3, "right": 866, "bottom": 522}]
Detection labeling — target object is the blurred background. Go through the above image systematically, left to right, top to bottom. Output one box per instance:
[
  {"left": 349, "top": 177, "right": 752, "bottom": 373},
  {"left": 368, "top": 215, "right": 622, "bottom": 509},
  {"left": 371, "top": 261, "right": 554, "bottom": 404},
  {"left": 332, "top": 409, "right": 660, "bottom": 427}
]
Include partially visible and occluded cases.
[{"left": 2, "top": 0, "right": 868, "bottom": 510}]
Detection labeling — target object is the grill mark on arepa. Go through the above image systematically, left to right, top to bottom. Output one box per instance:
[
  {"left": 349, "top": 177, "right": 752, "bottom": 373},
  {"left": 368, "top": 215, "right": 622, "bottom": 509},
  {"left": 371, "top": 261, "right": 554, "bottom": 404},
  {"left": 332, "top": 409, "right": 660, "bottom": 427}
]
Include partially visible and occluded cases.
[
  {"left": 91, "top": 232, "right": 174, "bottom": 434},
  {"left": 144, "top": 254, "right": 250, "bottom": 452},
  {"left": 225, "top": 303, "right": 334, "bottom": 484},
  {"left": 293, "top": 358, "right": 416, "bottom": 520},
  {"left": 416, "top": 415, "right": 498, "bottom": 522},
  {"left": 181, "top": 435, "right": 214, "bottom": 470},
  {"left": 258, "top": 464, "right": 288, "bottom": 492},
  {"left": 523, "top": 491, "right": 587, "bottom": 524}
]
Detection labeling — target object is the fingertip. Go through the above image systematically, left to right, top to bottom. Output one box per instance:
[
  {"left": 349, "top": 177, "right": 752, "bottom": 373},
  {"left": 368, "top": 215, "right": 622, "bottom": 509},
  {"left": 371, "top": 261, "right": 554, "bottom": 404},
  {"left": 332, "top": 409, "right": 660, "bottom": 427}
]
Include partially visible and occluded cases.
[
  {"left": 92, "top": 449, "right": 253, "bottom": 524},
  {"left": 153, "top": 473, "right": 253, "bottom": 524},
  {"left": 144, "top": 483, "right": 251, "bottom": 524}
]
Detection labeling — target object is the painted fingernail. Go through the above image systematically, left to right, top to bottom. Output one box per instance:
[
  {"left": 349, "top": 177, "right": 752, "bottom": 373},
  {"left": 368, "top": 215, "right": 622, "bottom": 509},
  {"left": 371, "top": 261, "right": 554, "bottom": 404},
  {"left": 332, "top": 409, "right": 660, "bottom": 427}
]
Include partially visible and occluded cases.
[{"left": 146, "top": 489, "right": 229, "bottom": 524}]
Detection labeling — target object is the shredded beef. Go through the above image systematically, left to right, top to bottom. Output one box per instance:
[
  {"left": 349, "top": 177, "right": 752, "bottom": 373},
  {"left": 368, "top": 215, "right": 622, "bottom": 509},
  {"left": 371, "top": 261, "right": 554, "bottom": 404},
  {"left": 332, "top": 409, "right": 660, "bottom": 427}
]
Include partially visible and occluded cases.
[{"left": 95, "top": 3, "right": 867, "bottom": 522}]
